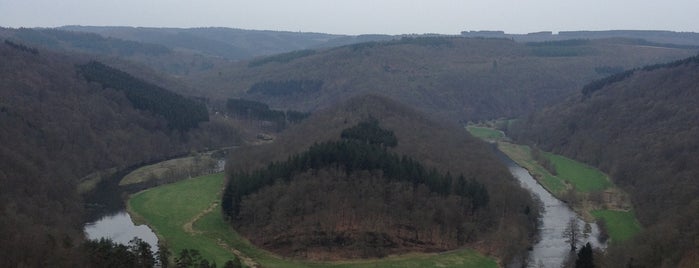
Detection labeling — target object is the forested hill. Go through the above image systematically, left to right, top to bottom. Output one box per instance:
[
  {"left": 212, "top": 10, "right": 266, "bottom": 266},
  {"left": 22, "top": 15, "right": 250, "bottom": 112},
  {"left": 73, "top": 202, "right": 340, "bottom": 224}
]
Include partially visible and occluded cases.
[
  {"left": 60, "top": 26, "right": 396, "bottom": 60},
  {"left": 0, "top": 27, "right": 230, "bottom": 76},
  {"left": 189, "top": 37, "right": 697, "bottom": 122},
  {"left": 0, "top": 41, "right": 240, "bottom": 267},
  {"left": 508, "top": 55, "right": 699, "bottom": 267},
  {"left": 77, "top": 61, "right": 209, "bottom": 131},
  {"left": 225, "top": 95, "right": 539, "bottom": 262}
]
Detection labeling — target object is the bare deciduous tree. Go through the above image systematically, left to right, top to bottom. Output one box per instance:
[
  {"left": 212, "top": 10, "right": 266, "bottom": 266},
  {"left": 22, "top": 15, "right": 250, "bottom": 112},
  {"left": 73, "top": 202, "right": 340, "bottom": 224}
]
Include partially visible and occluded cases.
[{"left": 563, "top": 217, "right": 581, "bottom": 251}]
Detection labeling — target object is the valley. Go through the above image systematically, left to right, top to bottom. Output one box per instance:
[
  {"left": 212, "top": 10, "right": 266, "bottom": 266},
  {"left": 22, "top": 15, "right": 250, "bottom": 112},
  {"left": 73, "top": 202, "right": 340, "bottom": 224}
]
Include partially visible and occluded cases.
[
  {"left": 1, "top": 23, "right": 698, "bottom": 268},
  {"left": 467, "top": 124, "right": 641, "bottom": 243}
]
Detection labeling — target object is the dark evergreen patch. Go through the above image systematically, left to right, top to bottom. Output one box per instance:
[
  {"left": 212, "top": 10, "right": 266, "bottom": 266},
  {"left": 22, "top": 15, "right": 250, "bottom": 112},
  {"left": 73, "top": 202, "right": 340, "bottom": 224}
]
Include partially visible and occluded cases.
[
  {"left": 248, "top": 49, "right": 316, "bottom": 67},
  {"left": 78, "top": 61, "right": 209, "bottom": 131},
  {"left": 248, "top": 79, "right": 323, "bottom": 96},
  {"left": 340, "top": 117, "right": 397, "bottom": 147},
  {"left": 222, "top": 121, "right": 488, "bottom": 220}
]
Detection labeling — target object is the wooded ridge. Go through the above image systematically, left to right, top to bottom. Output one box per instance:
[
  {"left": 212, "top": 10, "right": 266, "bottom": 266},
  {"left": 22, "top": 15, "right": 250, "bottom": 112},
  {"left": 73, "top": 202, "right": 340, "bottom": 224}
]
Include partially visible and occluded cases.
[
  {"left": 509, "top": 55, "right": 699, "bottom": 267},
  {"left": 224, "top": 95, "right": 539, "bottom": 261}
]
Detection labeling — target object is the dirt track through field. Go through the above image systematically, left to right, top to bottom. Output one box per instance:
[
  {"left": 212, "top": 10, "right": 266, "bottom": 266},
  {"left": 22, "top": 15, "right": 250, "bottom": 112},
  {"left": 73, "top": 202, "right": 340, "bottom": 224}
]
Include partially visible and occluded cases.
[{"left": 181, "top": 201, "right": 260, "bottom": 267}]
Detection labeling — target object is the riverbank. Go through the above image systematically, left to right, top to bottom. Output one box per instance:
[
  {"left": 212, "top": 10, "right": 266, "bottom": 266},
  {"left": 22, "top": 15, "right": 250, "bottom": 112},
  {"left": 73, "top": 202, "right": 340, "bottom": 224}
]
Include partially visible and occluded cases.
[
  {"left": 466, "top": 124, "right": 641, "bottom": 243},
  {"left": 128, "top": 173, "right": 499, "bottom": 267}
]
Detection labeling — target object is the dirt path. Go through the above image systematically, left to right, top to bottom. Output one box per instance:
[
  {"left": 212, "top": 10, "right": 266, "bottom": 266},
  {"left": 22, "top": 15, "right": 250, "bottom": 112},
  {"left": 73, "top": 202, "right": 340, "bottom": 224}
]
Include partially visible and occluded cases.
[
  {"left": 181, "top": 201, "right": 260, "bottom": 267},
  {"left": 182, "top": 202, "right": 218, "bottom": 234},
  {"left": 215, "top": 238, "right": 261, "bottom": 268}
]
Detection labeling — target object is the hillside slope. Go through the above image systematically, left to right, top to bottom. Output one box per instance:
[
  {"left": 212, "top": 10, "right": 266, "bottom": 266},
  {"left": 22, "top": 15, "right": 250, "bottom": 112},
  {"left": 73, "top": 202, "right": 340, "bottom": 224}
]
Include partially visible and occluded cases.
[
  {"left": 60, "top": 26, "right": 396, "bottom": 60},
  {"left": 0, "top": 27, "right": 232, "bottom": 77},
  {"left": 191, "top": 37, "right": 697, "bottom": 121},
  {"left": 0, "top": 41, "right": 239, "bottom": 267},
  {"left": 509, "top": 55, "right": 699, "bottom": 266},
  {"left": 225, "top": 95, "right": 539, "bottom": 262}
]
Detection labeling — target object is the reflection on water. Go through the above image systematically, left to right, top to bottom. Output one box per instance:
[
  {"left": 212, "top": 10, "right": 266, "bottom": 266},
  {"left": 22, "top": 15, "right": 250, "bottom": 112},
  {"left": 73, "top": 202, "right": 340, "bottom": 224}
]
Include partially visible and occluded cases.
[
  {"left": 500, "top": 152, "right": 606, "bottom": 267},
  {"left": 84, "top": 211, "right": 159, "bottom": 253}
]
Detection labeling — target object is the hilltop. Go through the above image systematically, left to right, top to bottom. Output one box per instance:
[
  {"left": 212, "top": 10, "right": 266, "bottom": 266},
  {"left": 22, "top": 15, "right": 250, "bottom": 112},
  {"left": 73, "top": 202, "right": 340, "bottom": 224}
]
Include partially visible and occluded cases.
[
  {"left": 60, "top": 25, "right": 396, "bottom": 60},
  {"left": 461, "top": 30, "right": 699, "bottom": 46},
  {"left": 190, "top": 37, "right": 697, "bottom": 121},
  {"left": 509, "top": 55, "right": 699, "bottom": 267},
  {"left": 224, "top": 95, "right": 539, "bottom": 262}
]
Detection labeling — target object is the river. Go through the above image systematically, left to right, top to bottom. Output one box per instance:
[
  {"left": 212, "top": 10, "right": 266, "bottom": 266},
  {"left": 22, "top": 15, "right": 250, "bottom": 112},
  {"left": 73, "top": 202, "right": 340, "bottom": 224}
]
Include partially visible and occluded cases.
[
  {"left": 83, "top": 146, "right": 602, "bottom": 267},
  {"left": 82, "top": 150, "right": 229, "bottom": 254},
  {"left": 498, "top": 150, "right": 606, "bottom": 267},
  {"left": 84, "top": 211, "right": 159, "bottom": 252}
]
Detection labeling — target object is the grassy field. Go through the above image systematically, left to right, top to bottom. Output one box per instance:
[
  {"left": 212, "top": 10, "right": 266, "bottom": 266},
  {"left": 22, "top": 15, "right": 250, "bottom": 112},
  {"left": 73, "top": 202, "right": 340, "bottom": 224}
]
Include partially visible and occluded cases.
[
  {"left": 466, "top": 126, "right": 505, "bottom": 141},
  {"left": 467, "top": 126, "right": 640, "bottom": 242},
  {"left": 496, "top": 142, "right": 614, "bottom": 194},
  {"left": 497, "top": 142, "right": 567, "bottom": 194},
  {"left": 544, "top": 153, "right": 612, "bottom": 192},
  {"left": 121, "top": 154, "right": 218, "bottom": 185},
  {"left": 129, "top": 173, "right": 498, "bottom": 268},
  {"left": 591, "top": 210, "right": 642, "bottom": 242}
]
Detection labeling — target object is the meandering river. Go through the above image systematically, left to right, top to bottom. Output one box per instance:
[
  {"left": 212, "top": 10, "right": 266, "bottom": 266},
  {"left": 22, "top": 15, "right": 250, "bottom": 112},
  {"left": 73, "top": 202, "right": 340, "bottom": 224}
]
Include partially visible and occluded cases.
[
  {"left": 83, "top": 146, "right": 603, "bottom": 267},
  {"left": 82, "top": 149, "right": 229, "bottom": 255},
  {"left": 498, "top": 150, "right": 606, "bottom": 267}
]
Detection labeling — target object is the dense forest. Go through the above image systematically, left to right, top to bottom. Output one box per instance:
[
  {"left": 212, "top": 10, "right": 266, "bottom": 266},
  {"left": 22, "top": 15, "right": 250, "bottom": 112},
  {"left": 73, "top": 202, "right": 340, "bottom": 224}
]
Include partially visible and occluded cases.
[
  {"left": 59, "top": 26, "right": 396, "bottom": 60},
  {"left": 190, "top": 36, "right": 696, "bottom": 122},
  {"left": 0, "top": 41, "right": 240, "bottom": 267},
  {"left": 509, "top": 55, "right": 699, "bottom": 267},
  {"left": 78, "top": 61, "right": 209, "bottom": 131},
  {"left": 247, "top": 79, "right": 323, "bottom": 96},
  {"left": 225, "top": 95, "right": 539, "bottom": 262},
  {"left": 225, "top": 98, "right": 309, "bottom": 130},
  {"left": 223, "top": 121, "right": 489, "bottom": 258}
]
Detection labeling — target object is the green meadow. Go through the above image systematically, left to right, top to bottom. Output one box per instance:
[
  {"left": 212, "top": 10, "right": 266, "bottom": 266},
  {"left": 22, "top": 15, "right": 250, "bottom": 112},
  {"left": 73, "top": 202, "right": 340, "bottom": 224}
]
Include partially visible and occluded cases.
[
  {"left": 467, "top": 125, "right": 641, "bottom": 243},
  {"left": 466, "top": 126, "right": 505, "bottom": 141},
  {"left": 544, "top": 152, "right": 612, "bottom": 192},
  {"left": 129, "top": 173, "right": 497, "bottom": 268},
  {"left": 591, "top": 210, "right": 642, "bottom": 242}
]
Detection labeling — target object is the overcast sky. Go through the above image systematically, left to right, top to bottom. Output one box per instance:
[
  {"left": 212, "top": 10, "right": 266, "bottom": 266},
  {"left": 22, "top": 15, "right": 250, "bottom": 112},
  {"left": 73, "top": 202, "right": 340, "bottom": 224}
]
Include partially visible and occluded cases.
[{"left": 1, "top": 0, "right": 698, "bottom": 35}]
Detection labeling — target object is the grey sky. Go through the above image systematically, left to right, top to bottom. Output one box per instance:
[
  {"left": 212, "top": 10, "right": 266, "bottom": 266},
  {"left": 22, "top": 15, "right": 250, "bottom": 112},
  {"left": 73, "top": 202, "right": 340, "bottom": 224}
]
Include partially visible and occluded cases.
[{"left": 1, "top": 0, "right": 698, "bottom": 35}]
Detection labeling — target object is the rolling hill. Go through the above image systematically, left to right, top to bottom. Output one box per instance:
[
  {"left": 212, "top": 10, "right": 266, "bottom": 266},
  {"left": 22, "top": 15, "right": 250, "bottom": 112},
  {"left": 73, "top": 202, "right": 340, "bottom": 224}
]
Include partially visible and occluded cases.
[
  {"left": 60, "top": 25, "right": 396, "bottom": 60},
  {"left": 461, "top": 30, "right": 699, "bottom": 46},
  {"left": 189, "top": 37, "right": 698, "bottom": 122},
  {"left": 508, "top": 55, "right": 699, "bottom": 267},
  {"left": 224, "top": 95, "right": 540, "bottom": 263}
]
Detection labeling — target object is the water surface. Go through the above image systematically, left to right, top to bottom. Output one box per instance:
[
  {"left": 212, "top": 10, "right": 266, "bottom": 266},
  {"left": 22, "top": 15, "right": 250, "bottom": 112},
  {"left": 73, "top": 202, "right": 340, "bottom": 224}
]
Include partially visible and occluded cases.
[
  {"left": 500, "top": 152, "right": 606, "bottom": 267},
  {"left": 84, "top": 211, "right": 159, "bottom": 252}
]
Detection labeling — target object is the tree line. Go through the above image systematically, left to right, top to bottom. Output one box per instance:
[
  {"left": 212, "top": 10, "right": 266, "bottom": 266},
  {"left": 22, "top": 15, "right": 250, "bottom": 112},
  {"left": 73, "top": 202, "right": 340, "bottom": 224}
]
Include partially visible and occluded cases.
[
  {"left": 14, "top": 28, "right": 171, "bottom": 56},
  {"left": 4, "top": 40, "right": 39, "bottom": 54},
  {"left": 247, "top": 49, "right": 316, "bottom": 67},
  {"left": 582, "top": 54, "right": 699, "bottom": 97},
  {"left": 247, "top": 79, "right": 323, "bottom": 96},
  {"left": 225, "top": 98, "right": 309, "bottom": 126},
  {"left": 340, "top": 117, "right": 398, "bottom": 147},
  {"left": 83, "top": 238, "right": 242, "bottom": 268}
]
